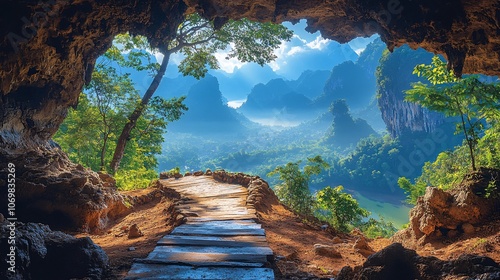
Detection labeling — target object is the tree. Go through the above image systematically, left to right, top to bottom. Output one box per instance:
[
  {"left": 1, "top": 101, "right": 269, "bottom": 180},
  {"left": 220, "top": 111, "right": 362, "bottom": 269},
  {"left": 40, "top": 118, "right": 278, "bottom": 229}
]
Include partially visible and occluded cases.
[
  {"left": 108, "top": 14, "right": 293, "bottom": 174},
  {"left": 406, "top": 56, "right": 500, "bottom": 171},
  {"left": 53, "top": 64, "right": 177, "bottom": 189},
  {"left": 82, "top": 64, "right": 138, "bottom": 171},
  {"left": 268, "top": 156, "right": 330, "bottom": 215},
  {"left": 315, "top": 185, "right": 369, "bottom": 232}
]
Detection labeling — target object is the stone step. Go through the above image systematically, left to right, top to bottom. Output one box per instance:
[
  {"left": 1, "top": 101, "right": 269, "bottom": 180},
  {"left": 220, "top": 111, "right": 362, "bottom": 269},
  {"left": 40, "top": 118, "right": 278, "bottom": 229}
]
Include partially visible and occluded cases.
[
  {"left": 171, "top": 225, "right": 265, "bottom": 236},
  {"left": 157, "top": 234, "right": 269, "bottom": 247},
  {"left": 148, "top": 244, "right": 273, "bottom": 256},
  {"left": 145, "top": 250, "right": 268, "bottom": 265},
  {"left": 126, "top": 263, "right": 274, "bottom": 280}
]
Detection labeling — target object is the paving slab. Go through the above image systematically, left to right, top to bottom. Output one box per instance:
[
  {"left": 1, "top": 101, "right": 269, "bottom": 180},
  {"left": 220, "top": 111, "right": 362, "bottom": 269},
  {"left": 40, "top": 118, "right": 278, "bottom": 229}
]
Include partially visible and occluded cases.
[
  {"left": 157, "top": 235, "right": 269, "bottom": 247},
  {"left": 126, "top": 263, "right": 275, "bottom": 280}
]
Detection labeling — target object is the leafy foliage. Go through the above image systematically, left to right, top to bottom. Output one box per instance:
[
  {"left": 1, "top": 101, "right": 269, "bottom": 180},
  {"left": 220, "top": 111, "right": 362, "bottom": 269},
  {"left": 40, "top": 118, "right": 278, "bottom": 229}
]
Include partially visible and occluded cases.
[
  {"left": 171, "top": 14, "right": 293, "bottom": 78},
  {"left": 406, "top": 56, "right": 500, "bottom": 171},
  {"left": 54, "top": 65, "right": 177, "bottom": 189},
  {"left": 400, "top": 121, "right": 500, "bottom": 202},
  {"left": 268, "top": 156, "right": 330, "bottom": 215},
  {"left": 315, "top": 186, "right": 369, "bottom": 232},
  {"left": 355, "top": 217, "right": 398, "bottom": 238}
]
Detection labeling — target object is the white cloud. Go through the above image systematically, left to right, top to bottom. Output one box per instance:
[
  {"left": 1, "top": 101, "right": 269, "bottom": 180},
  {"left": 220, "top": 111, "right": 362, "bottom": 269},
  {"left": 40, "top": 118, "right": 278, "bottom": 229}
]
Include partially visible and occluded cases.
[
  {"left": 292, "top": 34, "right": 308, "bottom": 44},
  {"left": 306, "top": 35, "right": 331, "bottom": 50},
  {"left": 287, "top": 46, "right": 306, "bottom": 56},
  {"left": 213, "top": 51, "right": 246, "bottom": 73},
  {"left": 153, "top": 52, "right": 164, "bottom": 64}
]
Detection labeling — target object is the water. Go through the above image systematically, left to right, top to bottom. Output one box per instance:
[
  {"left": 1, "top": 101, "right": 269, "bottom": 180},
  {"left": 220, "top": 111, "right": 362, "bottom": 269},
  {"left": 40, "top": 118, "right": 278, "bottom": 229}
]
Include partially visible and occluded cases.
[{"left": 352, "top": 191, "right": 412, "bottom": 229}]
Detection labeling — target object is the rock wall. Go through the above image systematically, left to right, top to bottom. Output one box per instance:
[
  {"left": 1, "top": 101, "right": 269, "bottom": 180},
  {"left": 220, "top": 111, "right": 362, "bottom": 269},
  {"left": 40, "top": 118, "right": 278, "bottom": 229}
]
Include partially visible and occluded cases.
[
  {"left": 377, "top": 45, "right": 447, "bottom": 138},
  {"left": 0, "top": 147, "right": 129, "bottom": 232},
  {"left": 0, "top": 221, "right": 108, "bottom": 280}
]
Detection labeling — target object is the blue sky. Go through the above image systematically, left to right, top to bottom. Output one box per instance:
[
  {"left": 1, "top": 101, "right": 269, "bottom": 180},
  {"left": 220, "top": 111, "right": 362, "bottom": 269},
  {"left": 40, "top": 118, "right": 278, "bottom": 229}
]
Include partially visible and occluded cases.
[{"left": 161, "top": 20, "right": 378, "bottom": 78}]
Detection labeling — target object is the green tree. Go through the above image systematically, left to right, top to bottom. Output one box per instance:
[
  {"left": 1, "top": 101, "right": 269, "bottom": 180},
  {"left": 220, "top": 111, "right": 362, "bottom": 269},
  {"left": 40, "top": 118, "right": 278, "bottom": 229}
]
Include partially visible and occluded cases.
[
  {"left": 109, "top": 14, "right": 293, "bottom": 173},
  {"left": 406, "top": 56, "right": 500, "bottom": 171},
  {"left": 53, "top": 65, "right": 176, "bottom": 189},
  {"left": 268, "top": 156, "right": 330, "bottom": 215},
  {"left": 397, "top": 177, "right": 426, "bottom": 204},
  {"left": 315, "top": 185, "right": 369, "bottom": 232},
  {"left": 356, "top": 217, "right": 398, "bottom": 238}
]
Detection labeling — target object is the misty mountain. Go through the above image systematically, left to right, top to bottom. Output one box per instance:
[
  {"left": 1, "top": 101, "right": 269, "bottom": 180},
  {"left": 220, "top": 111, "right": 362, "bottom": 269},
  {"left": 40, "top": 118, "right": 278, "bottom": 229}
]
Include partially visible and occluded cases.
[
  {"left": 356, "top": 37, "right": 386, "bottom": 77},
  {"left": 310, "top": 38, "right": 387, "bottom": 130},
  {"left": 275, "top": 41, "right": 358, "bottom": 79},
  {"left": 315, "top": 60, "right": 376, "bottom": 111},
  {"left": 210, "top": 64, "right": 281, "bottom": 101},
  {"left": 287, "top": 70, "right": 331, "bottom": 99},
  {"left": 168, "top": 75, "right": 247, "bottom": 136},
  {"left": 238, "top": 79, "right": 315, "bottom": 125},
  {"left": 324, "top": 100, "right": 376, "bottom": 148}
]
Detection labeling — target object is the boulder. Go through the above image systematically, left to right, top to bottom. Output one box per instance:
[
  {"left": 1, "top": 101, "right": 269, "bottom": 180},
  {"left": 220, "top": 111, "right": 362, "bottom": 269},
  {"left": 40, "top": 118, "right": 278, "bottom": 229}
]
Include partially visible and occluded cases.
[
  {"left": 0, "top": 222, "right": 108, "bottom": 280},
  {"left": 462, "top": 223, "right": 475, "bottom": 235},
  {"left": 128, "top": 224, "right": 144, "bottom": 239},
  {"left": 337, "top": 243, "right": 500, "bottom": 280}
]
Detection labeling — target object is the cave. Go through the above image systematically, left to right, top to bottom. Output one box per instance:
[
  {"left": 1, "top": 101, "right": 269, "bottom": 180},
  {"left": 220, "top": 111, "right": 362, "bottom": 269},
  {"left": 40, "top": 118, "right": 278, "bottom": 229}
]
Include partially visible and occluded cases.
[{"left": 1, "top": 0, "right": 500, "bottom": 261}]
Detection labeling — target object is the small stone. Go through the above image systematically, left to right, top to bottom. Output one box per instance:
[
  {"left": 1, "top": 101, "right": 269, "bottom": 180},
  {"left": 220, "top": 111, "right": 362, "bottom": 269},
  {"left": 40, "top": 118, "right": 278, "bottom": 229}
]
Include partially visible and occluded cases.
[
  {"left": 193, "top": 170, "right": 204, "bottom": 176},
  {"left": 0, "top": 213, "right": 5, "bottom": 223},
  {"left": 462, "top": 223, "right": 475, "bottom": 235},
  {"left": 128, "top": 224, "right": 144, "bottom": 239},
  {"left": 320, "top": 224, "right": 328, "bottom": 231},
  {"left": 120, "top": 225, "right": 129, "bottom": 231},
  {"left": 354, "top": 237, "right": 375, "bottom": 257},
  {"left": 314, "top": 244, "right": 342, "bottom": 258},
  {"left": 128, "top": 247, "right": 136, "bottom": 251},
  {"left": 284, "top": 250, "right": 298, "bottom": 261},
  {"left": 275, "top": 255, "right": 285, "bottom": 261}
]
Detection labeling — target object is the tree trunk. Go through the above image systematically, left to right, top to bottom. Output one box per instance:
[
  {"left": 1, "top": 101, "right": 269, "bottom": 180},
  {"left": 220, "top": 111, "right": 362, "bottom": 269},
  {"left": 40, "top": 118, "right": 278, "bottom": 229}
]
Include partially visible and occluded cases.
[
  {"left": 109, "top": 51, "right": 171, "bottom": 174},
  {"left": 459, "top": 113, "right": 476, "bottom": 171}
]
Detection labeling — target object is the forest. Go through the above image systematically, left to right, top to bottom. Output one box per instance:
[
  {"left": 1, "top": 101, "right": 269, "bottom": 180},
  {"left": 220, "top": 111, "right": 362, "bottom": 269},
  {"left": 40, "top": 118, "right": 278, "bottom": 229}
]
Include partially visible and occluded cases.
[{"left": 52, "top": 19, "right": 500, "bottom": 237}]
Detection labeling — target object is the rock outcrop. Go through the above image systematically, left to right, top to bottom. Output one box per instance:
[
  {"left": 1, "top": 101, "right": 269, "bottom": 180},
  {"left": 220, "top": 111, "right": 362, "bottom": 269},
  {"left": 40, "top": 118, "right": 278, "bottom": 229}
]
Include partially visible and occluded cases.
[
  {"left": 0, "top": 147, "right": 128, "bottom": 233},
  {"left": 392, "top": 168, "right": 500, "bottom": 249},
  {"left": 0, "top": 221, "right": 108, "bottom": 280},
  {"left": 337, "top": 243, "right": 500, "bottom": 280}
]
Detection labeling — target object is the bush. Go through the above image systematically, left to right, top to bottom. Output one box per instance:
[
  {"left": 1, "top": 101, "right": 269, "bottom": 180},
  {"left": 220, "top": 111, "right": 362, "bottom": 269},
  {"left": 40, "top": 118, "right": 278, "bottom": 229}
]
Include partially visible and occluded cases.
[
  {"left": 115, "top": 167, "right": 158, "bottom": 190},
  {"left": 315, "top": 185, "right": 370, "bottom": 232}
]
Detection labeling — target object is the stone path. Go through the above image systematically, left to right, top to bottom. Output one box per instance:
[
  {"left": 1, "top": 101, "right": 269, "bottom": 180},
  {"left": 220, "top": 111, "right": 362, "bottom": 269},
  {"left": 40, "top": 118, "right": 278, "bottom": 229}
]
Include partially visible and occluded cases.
[{"left": 126, "top": 176, "right": 275, "bottom": 280}]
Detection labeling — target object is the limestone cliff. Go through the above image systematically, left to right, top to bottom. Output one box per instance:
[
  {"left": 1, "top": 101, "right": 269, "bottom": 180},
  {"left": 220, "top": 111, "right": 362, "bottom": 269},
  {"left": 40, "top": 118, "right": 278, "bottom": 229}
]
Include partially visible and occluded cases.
[{"left": 377, "top": 45, "right": 447, "bottom": 138}]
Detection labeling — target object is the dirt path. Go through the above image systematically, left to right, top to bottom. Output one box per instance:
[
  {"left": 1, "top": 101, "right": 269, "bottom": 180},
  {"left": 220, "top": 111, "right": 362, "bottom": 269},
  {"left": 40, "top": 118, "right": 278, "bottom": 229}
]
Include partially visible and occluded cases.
[{"left": 125, "top": 176, "right": 275, "bottom": 279}]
